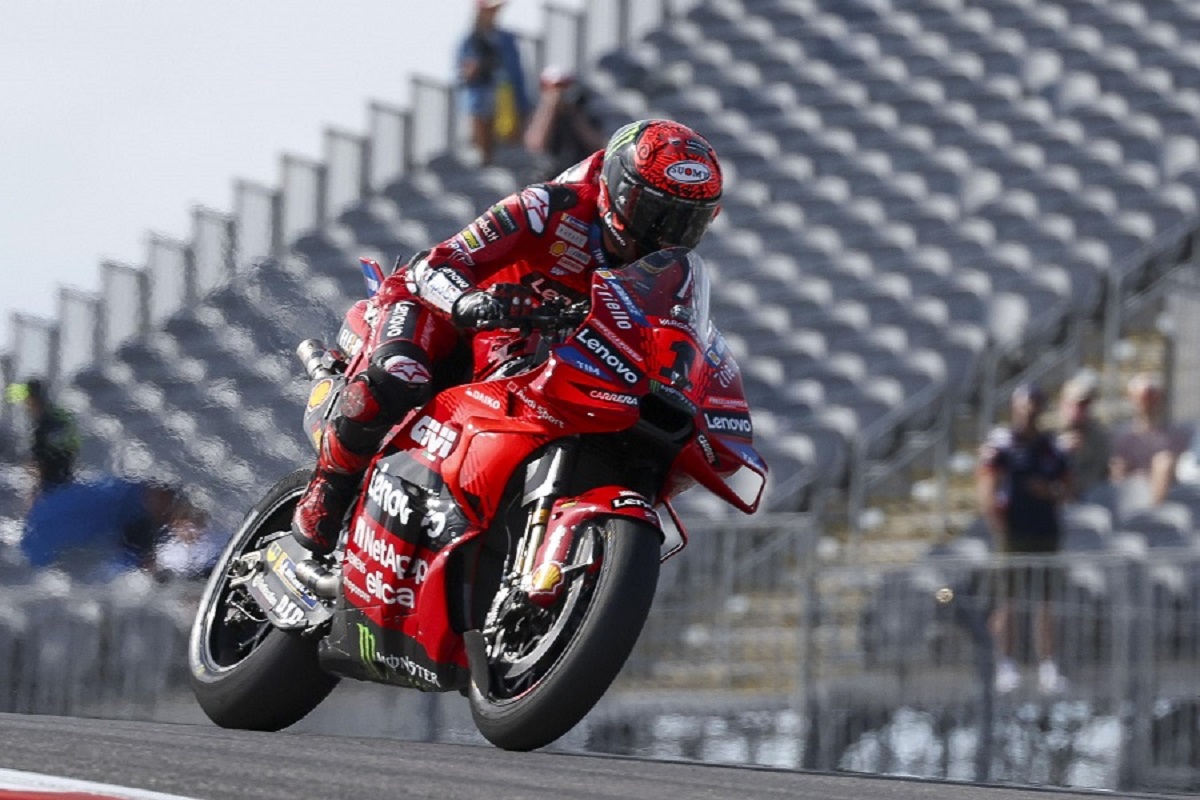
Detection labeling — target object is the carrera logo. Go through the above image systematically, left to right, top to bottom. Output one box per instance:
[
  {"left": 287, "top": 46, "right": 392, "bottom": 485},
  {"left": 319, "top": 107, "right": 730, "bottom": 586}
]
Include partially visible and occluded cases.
[
  {"left": 665, "top": 160, "right": 713, "bottom": 184},
  {"left": 521, "top": 186, "right": 551, "bottom": 234},
  {"left": 576, "top": 326, "right": 642, "bottom": 386},
  {"left": 466, "top": 388, "right": 501, "bottom": 410},
  {"left": 588, "top": 389, "right": 638, "bottom": 406},
  {"left": 704, "top": 411, "right": 753, "bottom": 437},
  {"left": 411, "top": 415, "right": 459, "bottom": 459}
]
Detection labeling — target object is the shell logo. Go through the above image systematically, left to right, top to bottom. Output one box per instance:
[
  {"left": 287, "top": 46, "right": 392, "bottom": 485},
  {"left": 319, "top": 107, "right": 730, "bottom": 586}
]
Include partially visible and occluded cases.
[
  {"left": 550, "top": 240, "right": 568, "bottom": 256},
  {"left": 307, "top": 378, "right": 334, "bottom": 410},
  {"left": 530, "top": 562, "right": 564, "bottom": 593}
]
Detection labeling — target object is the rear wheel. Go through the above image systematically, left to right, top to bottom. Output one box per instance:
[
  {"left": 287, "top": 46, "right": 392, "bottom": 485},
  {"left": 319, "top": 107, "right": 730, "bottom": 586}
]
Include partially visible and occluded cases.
[
  {"left": 188, "top": 468, "right": 339, "bottom": 730},
  {"left": 469, "top": 517, "right": 660, "bottom": 750}
]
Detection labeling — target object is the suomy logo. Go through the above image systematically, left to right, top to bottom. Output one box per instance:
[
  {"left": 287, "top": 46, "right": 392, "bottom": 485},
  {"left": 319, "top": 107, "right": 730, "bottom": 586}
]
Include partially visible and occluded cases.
[
  {"left": 665, "top": 160, "right": 713, "bottom": 184},
  {"left": 576, "top": 326, "right": 641, "bottom": 386},
  {"left": 411, "top": 416, "right": 459, "bottom": 459}
]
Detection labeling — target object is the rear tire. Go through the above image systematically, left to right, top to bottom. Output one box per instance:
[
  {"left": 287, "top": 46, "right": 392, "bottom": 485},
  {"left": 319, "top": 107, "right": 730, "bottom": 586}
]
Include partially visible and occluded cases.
[
  {"left": 188, "top": 468, "right": 339, "bottom": 730},
  {"left": 469, "top": 517, "right": 660, "bottom": 750}
]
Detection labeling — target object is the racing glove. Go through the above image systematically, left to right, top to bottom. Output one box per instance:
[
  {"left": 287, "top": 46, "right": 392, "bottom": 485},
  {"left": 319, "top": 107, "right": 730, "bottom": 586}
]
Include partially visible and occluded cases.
[{"left": 451, "top": 283, "right": 538, "bottom": 329}]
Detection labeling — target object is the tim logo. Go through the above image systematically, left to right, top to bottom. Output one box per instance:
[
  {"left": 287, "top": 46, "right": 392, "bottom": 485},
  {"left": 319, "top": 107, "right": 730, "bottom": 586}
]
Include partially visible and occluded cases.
[{"left": 410, "top": 415, "right": 459, "bottom": 459}]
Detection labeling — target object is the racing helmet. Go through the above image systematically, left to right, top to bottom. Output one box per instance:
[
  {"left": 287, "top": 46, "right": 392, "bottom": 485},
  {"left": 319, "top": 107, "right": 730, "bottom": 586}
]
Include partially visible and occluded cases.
[{"left": 598, "top": 119, "right": 723, "bottom": 258}]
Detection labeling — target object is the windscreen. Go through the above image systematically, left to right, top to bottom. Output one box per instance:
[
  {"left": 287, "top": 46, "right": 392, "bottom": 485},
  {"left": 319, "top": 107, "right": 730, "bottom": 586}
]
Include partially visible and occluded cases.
[{"left": 598, "top": 247, "right": 712, "bottom": 342}]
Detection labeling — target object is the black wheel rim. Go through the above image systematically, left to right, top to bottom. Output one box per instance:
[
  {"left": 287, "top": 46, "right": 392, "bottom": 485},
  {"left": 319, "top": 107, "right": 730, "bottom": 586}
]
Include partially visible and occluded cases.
[
  {"left": 199, "top": 490, "right": 301, "bottom": 673},
  {"left": 485, "top": 524, "right": 603, "bottom": 701}
]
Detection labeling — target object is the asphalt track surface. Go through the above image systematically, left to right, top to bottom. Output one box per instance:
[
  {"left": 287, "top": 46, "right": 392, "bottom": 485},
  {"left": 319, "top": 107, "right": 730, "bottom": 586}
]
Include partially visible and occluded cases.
[{"left": 0, "top": 714, "right": 1176, "bottom": 800}]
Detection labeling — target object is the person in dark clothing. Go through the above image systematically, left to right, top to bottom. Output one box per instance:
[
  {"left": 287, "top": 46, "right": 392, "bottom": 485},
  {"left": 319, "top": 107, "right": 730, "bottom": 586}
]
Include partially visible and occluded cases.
[
  {"left": 525, "top": 66, "right": 608, "bottom": 181},
  {"left": 7, "top": 378, "right": 79, "bottom": 496},
  {"left": 976, "top": 383, "right": 1071, "bottom": 694}
]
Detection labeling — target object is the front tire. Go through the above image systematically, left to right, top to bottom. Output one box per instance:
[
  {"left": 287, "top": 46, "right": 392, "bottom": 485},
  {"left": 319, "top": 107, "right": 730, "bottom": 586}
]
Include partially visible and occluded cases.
[
  {"left": 188, "top": 468, "right": 339, "bottom": 730},
  {"left": 469, "top": 517, "right": 660, "bottom": 750}
]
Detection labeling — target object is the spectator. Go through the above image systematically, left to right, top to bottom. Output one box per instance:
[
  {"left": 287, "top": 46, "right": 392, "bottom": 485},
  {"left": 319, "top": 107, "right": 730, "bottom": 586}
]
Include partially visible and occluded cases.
[
  {"left": 456, "top": 0, "right": 531, "bottom": 166},
  {"left": 524, "top": 65, "right": 608, "bottom": 181},
  {"left": 1056, "top": 369, "right": 1109, "bottom": 500},
  {"left": 1111, "top": 372, "right": 1192, "bottom": 505},
  {"left": 6, "top": 378, "right": 79, "bottom": 497},
  {"left": 976, "top": 383, "right": 1071, "bottom": 694},
  {"left": 20, "top": 478, "right": 188, "bottom": 581},
  {"left": 154, "top": 501, "right": 226, "bottom": 581}
]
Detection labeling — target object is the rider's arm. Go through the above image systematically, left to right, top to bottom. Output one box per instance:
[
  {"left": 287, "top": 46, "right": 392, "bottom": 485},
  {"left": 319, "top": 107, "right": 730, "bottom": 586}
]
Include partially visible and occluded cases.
[{"left": 390, "top": 191, "right": 532, "bottom": 322}]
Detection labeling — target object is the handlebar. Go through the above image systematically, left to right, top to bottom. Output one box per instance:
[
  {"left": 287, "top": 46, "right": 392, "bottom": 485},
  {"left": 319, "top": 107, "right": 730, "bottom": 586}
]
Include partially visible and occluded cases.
[{"left": 475, "top": 301, "right": 589, "bottom": 333}]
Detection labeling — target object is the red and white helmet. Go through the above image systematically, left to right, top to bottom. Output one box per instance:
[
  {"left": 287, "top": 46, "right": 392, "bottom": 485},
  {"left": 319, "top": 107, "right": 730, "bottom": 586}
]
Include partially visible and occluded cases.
[{"left": 597, "top": 119, "right": 723, "bottom": 258}]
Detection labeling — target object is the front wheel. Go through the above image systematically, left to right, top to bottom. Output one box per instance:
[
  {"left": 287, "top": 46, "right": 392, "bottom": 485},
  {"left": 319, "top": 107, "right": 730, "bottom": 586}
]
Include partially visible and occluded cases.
[
  {"left": 188, "top": 468, "right": 339, "bottom": 731},
  {"left": 469, "top": 517, "right": 660, "bottom": 750}
]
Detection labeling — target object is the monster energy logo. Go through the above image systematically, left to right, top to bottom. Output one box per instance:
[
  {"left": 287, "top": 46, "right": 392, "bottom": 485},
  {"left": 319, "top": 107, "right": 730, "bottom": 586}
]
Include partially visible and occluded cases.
[
  {"left": 606, "top": 121, "right": 640, "bottom": 157},
  {"left": 357, "top": 623, "right": 382, "bottom": 678}
]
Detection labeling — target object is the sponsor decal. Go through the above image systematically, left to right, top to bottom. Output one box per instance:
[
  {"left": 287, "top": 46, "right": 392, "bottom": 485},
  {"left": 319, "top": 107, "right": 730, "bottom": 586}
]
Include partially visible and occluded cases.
[
  {"left": 665, "top": 160, "right": 714, "bottom": 184},
  {"left": 520, "top": 186, "right": 552, "bottom": 234},
  {"left": 491, "top": 204, "right": 519, "bottom": 235},
  {"left": 561, "top": 214, "right": 588, "bottom": 233},
  {"left": 476, "top": 216, "right": 499, "bottom": 243},
  {"left": 555, "top": 222, "right": 587, "bottom": 248},
  {"left": 459, "top": 226, "right": 484, "bottom": 252},
  {"left": 447, "top": 241, "right": 476, "bottom": 266},
  {"left": 550, "top": 241, "right": 568, "bottom": 256},
  {"left": 565, "top": 245, "right": 590, "bottom": 264},
  {"left": 552, "top": 257, "right": 588, "bottom": 276},
  {"left": 423, "top": 269, "right": 470, "bottom": 312},
  {"left": 443, "top": 269, "right": 471, "bottom": 291},
  {"left": 521, "top": 273, "right": 583, "bottom": 303},
  {"left": 594, "top": 283, "right": 638, "bottom": 330},
  {"left": 384, "top": 303, "right": 412, "bottom": 340},
  {"left": 589, "top": 318, "right": 644, "bottom": 362},
  {"left": 337, "top": 326, "right": 363, "bottom": 356},
  {"left": 576, "top": 326, "right": 643, "bottom": 386},
  {"left": 558, "top": 345, "right": 605, "bottom": 377},
  {"left": 382, "top": 355, "right": 432, "bottom": 384},
  {"left": 716, "top": 360, "right": 738, "bottom": 389},
  {"left": 307, "top": 378, "right": 334, "bottom": 410},
  {"left": 650, "top": 380, "right": 698, "bottom": 415},
  {"left": 466, "top": 387, "right": 501, "bottom": 410},
  {"left": 514, "top": 387, "right": 565, "bottom": 428},
  {"left": 587, "top": 389, "right": 638, "bottom": 406},
  {"left": 705, "top": 395, "right": 749, "bottom": 411},
  {"left": 704, "top": 410, "right": 753, "bottom": 438},
  {"left": 411, "top": 415, "right": 459, "bottom": 459},
  {"left": 696, "top": 433, "right": 717, "bottom": 465},
  {"left": 367, "top": 471, "right": 414, "bottom": 524},
  {"left": 612, "top": 494, "right": 653, "bottom": 511},
  {"left": 352, "top": 518, "right": 430, "bottom": 583},
  {"left": 265, "top": 542, "right": 319, "bottom": 609},
  {"left": 346, "top": 550, "right": 367, "bottom": 573},
  {"left": 530, "top": 562, "right": 564, "bottom": 593},
  {"left": 366, "top": 569, "right": 416, "bottom": 607},
  {"left": 251, "top": 573, "right": 279, "bottom": 606},
  {"left": 252, "top": 573, "right": 305, "bottom": 625},
  {"left": 346, "top": 576, "right": 372, "bottom": 604},
  {"left": 357, "top": 624, "right": 440, "bottom": 686}
]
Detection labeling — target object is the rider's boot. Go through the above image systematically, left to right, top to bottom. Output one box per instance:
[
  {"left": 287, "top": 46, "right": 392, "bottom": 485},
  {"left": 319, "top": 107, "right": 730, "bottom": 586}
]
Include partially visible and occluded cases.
[{"left": 291, "top": 429, "right": 373, "bottom": 556}]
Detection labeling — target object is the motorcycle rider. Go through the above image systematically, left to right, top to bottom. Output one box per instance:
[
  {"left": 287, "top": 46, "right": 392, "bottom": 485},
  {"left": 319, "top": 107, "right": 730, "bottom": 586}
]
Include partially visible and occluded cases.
[{"left": 292, "top": 118, "right": 724, "bottom": 555}]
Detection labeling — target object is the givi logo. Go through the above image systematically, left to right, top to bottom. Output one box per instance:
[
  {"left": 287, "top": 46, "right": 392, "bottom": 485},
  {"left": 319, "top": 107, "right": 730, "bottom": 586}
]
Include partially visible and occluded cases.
[{"left": 411, "top": 415, "right": 459, "bottom": 459}]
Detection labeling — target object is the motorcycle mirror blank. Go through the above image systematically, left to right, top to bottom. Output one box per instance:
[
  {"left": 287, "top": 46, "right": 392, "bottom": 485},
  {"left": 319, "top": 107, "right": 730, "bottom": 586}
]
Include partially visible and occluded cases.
[
  {"left": 359, "top": 257, "right": 386, "bottom": 298},
  {"left": 724, "top": 464, "right": 767, "bottom": 509}
]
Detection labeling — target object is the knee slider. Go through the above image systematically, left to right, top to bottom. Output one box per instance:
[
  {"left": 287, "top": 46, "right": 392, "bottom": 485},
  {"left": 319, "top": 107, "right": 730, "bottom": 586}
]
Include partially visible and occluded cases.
[{"left": 363, "top": 363, "right": 433, "bottom": 417}]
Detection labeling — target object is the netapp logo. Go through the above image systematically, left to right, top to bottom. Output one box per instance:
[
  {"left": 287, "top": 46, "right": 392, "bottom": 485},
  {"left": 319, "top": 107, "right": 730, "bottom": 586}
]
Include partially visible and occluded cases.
[
  {"left": 576, "top": 326, "right": 641, "bottom": 386},
  {"left": 704, "top": 411, "right": 753, "bottom": 437}
]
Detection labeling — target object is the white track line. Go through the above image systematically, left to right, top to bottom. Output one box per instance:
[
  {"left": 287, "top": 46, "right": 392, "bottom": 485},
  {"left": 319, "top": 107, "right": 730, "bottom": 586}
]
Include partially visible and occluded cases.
[{"left": 0, "top": 768, "right": 200, "bottom": 800}]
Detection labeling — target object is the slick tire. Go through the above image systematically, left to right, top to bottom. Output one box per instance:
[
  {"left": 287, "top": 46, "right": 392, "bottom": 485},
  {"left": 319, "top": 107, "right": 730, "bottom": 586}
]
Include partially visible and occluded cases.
[
  {"left": 188, "top": 468, "right": 339, "bottom": 731},
  {"left": 469, "top": 517, "right": 660, "bottom": 751}
]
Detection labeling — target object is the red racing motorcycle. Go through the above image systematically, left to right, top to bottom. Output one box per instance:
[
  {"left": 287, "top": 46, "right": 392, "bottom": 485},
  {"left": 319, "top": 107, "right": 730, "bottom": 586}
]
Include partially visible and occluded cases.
[{"left": 188, "top": 247, "right": 767, "bottom": 750}]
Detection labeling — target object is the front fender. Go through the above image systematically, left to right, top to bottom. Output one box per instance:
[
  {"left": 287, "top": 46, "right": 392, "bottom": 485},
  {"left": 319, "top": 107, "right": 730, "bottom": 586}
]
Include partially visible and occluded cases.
[{"left": 525, "top": 487, "right": 661, "bottom": 607}]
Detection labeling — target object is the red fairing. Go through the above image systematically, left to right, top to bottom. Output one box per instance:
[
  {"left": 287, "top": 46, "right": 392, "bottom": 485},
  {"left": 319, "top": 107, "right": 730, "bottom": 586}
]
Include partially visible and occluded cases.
[{"left": 526, "top": 487, "right": 661, "bottom": 608}]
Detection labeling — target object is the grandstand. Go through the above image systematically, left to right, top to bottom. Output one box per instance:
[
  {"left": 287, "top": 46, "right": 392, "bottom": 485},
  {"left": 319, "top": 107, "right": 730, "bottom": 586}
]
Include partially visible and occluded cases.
[{"left": 2, "top": 0, "right": 1200, "bottom": 791}]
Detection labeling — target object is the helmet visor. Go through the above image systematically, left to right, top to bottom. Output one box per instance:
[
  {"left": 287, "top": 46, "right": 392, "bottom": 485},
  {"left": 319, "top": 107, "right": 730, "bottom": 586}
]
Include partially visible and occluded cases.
[{"left": 613, "top": 174, "right": 719, "bottom": 251}]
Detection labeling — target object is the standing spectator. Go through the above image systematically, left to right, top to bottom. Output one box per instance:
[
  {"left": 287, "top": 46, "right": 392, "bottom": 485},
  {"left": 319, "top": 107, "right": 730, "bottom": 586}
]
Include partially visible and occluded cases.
[
  {"left": 457, "top": 0, "right": 531, "bottom": 166},
  {"left": 524, "top": 65, "right": 608, "bottom": 181},
  {"left": 1056, "top": 369, "right": 1109, "bottom": 500},
  {"left": 1111, "top": 372, "right": 1192, "bottom": 505},
  {"left": 6, "top": 378, "right": 79, "bottom": 497},
  {"left": 976, "top": 383, "right": 1071, "bottom": 694}
]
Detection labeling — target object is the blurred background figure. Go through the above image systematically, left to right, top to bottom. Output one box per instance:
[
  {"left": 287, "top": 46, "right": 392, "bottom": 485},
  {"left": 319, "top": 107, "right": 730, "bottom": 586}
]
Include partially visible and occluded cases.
[
  {"left": 456, "top": 0, "right": 531, "bottom": 166},
  {"left": 524, "top": 65, "right": 607, "bottom": 181},
  {"left": 1056, "top": 369, "right": 1109, "bottom": 501},
  {"left": 1111, "top": 372, "right": 1192, "bottom": 506},
  {"left": 6, "top": 378, "right": 79, "bottom": 499},
  {"left": 976, "top": 383, "right": 1071, "bottom": 695},
  {"left": 20, "top": 478, "right": 195, "bottom": 582},
  {"left": 153, "top": 498, "right": 225, "bottom": 581}
]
